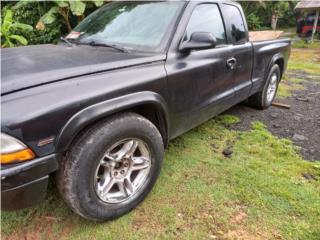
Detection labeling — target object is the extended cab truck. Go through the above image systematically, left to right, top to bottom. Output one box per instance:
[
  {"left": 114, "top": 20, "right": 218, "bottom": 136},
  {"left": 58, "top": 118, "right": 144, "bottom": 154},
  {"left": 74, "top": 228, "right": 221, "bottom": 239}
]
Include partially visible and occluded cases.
[{"left": 1, "top": 1, "right": 291, "bottom": 221}]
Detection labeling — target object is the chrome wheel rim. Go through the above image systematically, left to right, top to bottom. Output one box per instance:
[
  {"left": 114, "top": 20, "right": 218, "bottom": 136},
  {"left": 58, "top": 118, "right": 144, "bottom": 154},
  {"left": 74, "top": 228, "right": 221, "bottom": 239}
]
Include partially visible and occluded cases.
[
  {"left": 267, "top": 73, "right": 278, "bottom": 104},
  {"left": 94, "top": 139, "right": 151, "bottom": 204}
]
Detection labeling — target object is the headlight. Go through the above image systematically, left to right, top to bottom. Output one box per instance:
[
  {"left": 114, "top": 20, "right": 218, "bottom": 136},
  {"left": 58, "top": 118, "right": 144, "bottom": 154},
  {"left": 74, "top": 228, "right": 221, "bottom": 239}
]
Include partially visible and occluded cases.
[{"left": 1, "top": 133, "right": 35, "bottom": 164}]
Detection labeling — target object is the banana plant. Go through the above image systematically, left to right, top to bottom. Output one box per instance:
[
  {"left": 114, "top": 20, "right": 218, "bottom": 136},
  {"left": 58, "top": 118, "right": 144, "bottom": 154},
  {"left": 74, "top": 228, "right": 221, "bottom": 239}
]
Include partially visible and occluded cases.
[
  {"left": 14, "top": 0, "right": 105, "bottom": 32},
  {"left": 0, "top": 9, "right": 33, "bottom": 47}
]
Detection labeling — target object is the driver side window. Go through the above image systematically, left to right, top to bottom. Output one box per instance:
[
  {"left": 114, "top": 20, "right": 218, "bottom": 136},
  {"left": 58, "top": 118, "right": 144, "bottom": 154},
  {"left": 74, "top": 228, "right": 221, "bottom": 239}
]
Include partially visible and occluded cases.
[{"left": 185, "top": 4, "right": 227, "bottom": 46}]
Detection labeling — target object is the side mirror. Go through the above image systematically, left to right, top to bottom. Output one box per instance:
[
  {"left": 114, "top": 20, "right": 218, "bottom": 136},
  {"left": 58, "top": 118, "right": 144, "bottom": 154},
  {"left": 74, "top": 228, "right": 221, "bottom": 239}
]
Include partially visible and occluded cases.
[{"left": 179, "top": 32, "right": 217, "bottom": 52}]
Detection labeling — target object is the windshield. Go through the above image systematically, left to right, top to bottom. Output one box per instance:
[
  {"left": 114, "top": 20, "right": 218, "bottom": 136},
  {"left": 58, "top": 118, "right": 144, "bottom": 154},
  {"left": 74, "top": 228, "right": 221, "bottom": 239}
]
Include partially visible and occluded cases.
[{"left": 69, "top": 1, "right": 183, "bottom": 52}]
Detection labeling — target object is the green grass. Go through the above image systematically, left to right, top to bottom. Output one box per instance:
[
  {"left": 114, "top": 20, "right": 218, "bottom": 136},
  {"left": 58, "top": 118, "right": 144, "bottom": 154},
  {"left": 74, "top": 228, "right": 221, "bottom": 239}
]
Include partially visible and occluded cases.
[
  {"left": 278, "top": 27, "right": 320, "bottom": 49},
  {"left": 292, "top": 40, "right": 320, "bottom": 50},
  {"left": 277, "top": 48, "right": 320, "bottom": 98},
  {"left": 287, "top": 49, "right": 320, "bottom": 76},
  {"left": 288, "top": 62, "right": 320, "bottom": 76},
  {"left": 277, "top": 79, "right": 304, "bottom": 98},
  {"left": 2, "top": 116, "right": 320, "bottom": 240}
]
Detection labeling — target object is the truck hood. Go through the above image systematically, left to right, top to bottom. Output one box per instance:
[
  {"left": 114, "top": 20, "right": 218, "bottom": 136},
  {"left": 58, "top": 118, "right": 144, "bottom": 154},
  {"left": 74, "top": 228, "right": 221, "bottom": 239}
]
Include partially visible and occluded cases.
[{"left": 1, "top": 44, "right": 165, "bottom": 95}]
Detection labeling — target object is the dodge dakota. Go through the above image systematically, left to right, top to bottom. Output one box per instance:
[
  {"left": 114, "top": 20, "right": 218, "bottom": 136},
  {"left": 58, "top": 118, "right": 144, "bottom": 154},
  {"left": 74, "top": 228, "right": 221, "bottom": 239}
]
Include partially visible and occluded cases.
[{"left": 1, "top": 1, "right": 291, "bottom": 221}]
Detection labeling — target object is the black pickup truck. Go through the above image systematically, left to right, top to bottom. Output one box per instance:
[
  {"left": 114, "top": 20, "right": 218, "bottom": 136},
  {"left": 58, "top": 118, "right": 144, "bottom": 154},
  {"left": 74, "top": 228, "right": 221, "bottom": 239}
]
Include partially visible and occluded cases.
[{"left": 1, "top": 1, "right": 291, "bottom": 221}]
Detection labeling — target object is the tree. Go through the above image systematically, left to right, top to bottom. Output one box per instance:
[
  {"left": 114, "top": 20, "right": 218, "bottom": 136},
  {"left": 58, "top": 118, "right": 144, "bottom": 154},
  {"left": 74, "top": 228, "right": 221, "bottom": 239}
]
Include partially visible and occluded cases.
[
  {"left": 239, "top": 1, "right": 297, "bottom": 31},
  {"left": 240, "top": 1, "right": 265, "bottom": 30},
  {"left": 267, "top": 1, "right": 290, "bottom": 30}
]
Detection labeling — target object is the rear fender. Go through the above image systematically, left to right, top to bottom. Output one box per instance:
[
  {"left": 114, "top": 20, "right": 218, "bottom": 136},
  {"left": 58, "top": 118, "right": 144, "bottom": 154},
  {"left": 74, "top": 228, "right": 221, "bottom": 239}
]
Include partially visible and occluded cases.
[{"left": 265, "top": 53, "right": 285, "bottom": 82}]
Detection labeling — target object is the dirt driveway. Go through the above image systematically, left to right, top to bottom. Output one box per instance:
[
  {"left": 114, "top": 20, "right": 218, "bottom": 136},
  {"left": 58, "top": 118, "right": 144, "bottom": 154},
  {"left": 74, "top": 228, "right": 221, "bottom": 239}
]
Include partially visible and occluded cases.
[{"left": 227, "top": 49, "right": 320, "bottom": 161}]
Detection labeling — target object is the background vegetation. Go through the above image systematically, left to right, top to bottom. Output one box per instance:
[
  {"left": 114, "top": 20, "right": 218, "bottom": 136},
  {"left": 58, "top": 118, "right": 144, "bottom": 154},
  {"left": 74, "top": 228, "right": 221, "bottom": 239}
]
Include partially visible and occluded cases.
[
  {"left": 0, "top": 0, "right": 303, "bottom": 47},
  {"left": 1, "top": 1, "right": 104, "bottom": 47},
  {"left": 240, "top": 1, "right": 298, "bottom": 30}
]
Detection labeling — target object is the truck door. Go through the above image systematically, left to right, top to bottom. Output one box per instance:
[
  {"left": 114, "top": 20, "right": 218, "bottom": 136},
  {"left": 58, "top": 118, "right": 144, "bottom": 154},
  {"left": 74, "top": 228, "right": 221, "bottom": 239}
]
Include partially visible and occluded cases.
[
  {"left": 165, "top": 3, "right": 235, "bottom": 138},
  {"left": 221, "top": 3, "right": 254, "bottom": 103}
]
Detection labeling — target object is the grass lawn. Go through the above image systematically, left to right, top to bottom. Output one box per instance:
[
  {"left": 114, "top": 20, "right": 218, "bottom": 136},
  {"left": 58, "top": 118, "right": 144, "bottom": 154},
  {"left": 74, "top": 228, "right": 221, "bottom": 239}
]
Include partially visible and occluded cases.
[
  {"left": 280, "top": 27, "right": 320, "bottom": 50},
  {"left": 291, "top": 40, "right": 320, "bottom": 50},
  {"left": 278, "top": 47, "right": 320, "bottom": 99},
  {"left": 287, "top": 49, "right": 320, "bottom": 76},
  {"left": 2, "top": 116, "right": 320, "bottom": 240}
]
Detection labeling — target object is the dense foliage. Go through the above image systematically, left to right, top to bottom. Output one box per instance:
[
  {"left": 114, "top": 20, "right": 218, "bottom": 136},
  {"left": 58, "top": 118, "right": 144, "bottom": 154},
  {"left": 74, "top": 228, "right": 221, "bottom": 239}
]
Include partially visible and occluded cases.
[
  {"left": 1, "top": 1, "right": 300, "bottom": 47},
  {"left": 1, "top": 1, "right": 104, "bottom": 46},
  {"left": 240, "top": 1, "right": 298, "bottom": 30}
]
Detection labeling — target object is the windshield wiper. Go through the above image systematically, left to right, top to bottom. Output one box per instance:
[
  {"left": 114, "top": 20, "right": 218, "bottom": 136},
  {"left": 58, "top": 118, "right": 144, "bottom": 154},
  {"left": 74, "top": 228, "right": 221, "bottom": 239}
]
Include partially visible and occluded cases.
[
  {"left": 60, "top": 36, "right": 73, "bottom": 47},
  {"left": 86, "top": 40, "right": 129, "bottom": 53}
]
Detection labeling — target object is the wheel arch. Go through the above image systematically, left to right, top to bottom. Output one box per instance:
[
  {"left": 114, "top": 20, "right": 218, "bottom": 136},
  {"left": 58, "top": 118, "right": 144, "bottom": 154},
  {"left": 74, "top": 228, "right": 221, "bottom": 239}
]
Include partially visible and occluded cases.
[
  {"left": 266, "top": 54, "right": 285, "bottom": 81},
  {"left": 274, "top": 58, "right": 284, "bottom": 78},
  {"left": 55, "top": 91, "right": 170, "bottom": 153}
]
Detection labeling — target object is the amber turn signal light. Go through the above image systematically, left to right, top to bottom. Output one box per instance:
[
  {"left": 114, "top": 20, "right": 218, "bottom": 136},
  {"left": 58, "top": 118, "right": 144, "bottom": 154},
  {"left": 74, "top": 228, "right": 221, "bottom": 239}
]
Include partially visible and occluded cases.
[
  {"left": 1, "top": 133, "right": 36, "bottom": 165},
  {"left": 1, "top": 148, "right": 35, "bottom": 164}
]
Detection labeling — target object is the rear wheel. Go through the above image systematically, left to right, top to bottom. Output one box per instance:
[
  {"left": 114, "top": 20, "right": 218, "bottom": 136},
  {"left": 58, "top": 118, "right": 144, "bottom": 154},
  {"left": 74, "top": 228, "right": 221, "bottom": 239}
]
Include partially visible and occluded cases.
[
  {"left": 249, "top": 64, "right": 281, "bottom": 109},
  {"left": 56, "top": 113, "right": 164, "bottom": 221}
]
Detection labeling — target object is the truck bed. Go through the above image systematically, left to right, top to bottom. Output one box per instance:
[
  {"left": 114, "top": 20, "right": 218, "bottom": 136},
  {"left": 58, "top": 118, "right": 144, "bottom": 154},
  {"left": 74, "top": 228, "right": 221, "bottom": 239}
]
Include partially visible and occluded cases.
[
  {"left": 249, "top": 31, "right": 284, "bottom": 42},
  {"left": 250, "top": 38, "right": 291, "bottom": 95}
]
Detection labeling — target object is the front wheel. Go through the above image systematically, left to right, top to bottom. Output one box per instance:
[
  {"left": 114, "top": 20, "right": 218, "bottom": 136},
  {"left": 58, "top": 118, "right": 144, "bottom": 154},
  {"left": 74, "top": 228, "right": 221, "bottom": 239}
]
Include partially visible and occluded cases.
[
  {"left": 249, "top": 64, "right": 281, "bottom": 109},
  {"left": 56, "top": 113, "right": 164, "bottom": 221}
]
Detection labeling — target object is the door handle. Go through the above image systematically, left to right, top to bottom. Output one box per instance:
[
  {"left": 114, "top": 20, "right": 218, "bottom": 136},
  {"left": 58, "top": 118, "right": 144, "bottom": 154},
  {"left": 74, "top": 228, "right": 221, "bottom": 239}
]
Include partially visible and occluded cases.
[{"left": 226, "top": 58, "right": 237, "bottom": 70}]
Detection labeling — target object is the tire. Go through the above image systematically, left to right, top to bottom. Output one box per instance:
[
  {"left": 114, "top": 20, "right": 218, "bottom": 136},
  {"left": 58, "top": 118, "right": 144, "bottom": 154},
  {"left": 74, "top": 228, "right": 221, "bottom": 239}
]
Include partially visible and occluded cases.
[
  {"left": 249, "top": 64, "right": 281, "bottom": 109},
  {"left": 56, "top": 112, "right": 164, "bottom": 221}
]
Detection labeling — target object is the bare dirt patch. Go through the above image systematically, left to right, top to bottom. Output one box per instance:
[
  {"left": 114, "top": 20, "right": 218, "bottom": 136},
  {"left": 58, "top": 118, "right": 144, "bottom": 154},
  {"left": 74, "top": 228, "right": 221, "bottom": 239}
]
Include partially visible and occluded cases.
[
  {"left": 227, "top": 70, "right": 320, "bottom": 161},
  {"left": 230, "top": 210, "right": 247, "bottom": 225},
  {"left": 3, "top": 215, "right": 74, "bottom": 240},
  {"left": 224, "top": 229, "right": 260, "bottom": 240}
]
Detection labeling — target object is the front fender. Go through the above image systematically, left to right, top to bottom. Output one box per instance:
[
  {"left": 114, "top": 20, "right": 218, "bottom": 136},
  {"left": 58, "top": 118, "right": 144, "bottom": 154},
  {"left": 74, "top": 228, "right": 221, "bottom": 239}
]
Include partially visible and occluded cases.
[{"left": 55, "top": 91, "right": 169, "bottom": 153}]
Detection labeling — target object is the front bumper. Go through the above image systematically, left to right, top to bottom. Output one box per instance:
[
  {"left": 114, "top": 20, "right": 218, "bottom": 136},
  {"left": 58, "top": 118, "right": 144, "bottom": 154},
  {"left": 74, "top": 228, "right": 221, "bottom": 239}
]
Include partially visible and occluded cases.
[{"left": 1, "top": 154, "right": 58, "bottom": 210}]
